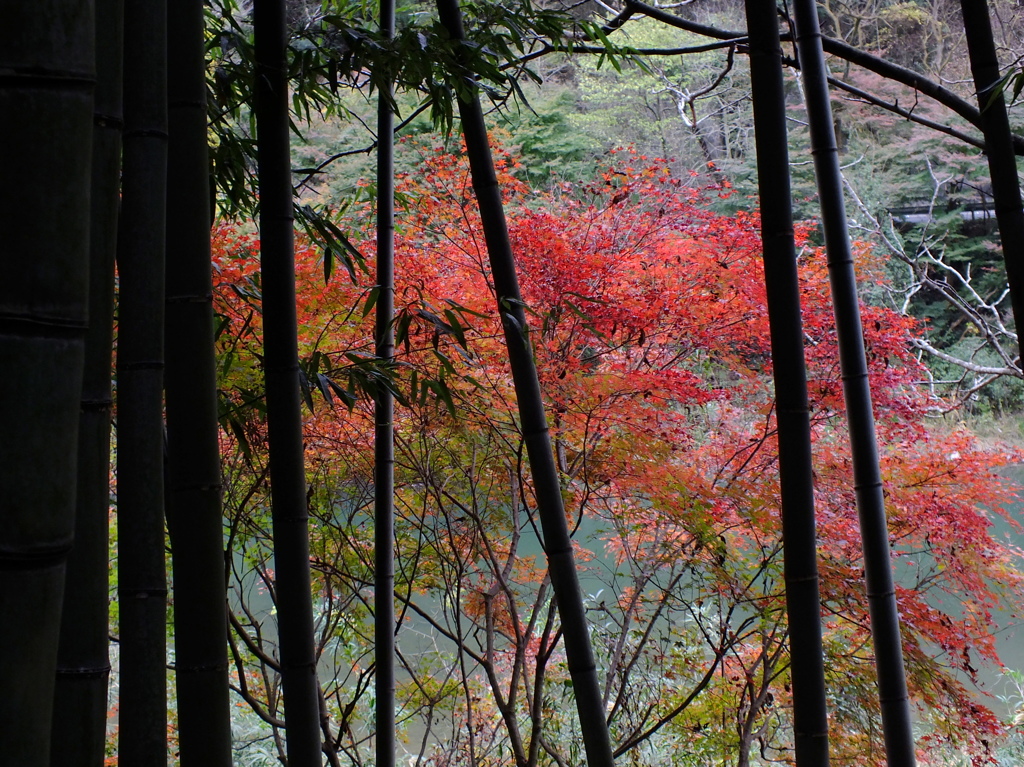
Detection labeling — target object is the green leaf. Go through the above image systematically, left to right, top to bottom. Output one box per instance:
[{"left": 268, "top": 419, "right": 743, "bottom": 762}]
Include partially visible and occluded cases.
[
  {"left": 297, "top": 204, "right": 367, "bottom": 284},
  {"left": 362, "top": 285, "right": 381, "bottom": 318},
  {"left": 443, "top": 297, "right": 488, "bottom": 319},
  {"left": 442, "top": 308, "right": 468, "bottom": 348},
  {"left": 395, "top": 310, "right": 414, "bottom": 352},
  {"left": 297, "top": 368, "right": 316, "bottom": 411},
  {"left": 316, "top": 372, "right": 335, "bottom": 403},
  {"left": 326, "top": 377, "right": 358, "bottom": 410},
  {"left": 423, "top": 377, "right": 456, "bottom": 418},
  {"left": 225, "top": 415, "right": 253, "bottom": 461}
]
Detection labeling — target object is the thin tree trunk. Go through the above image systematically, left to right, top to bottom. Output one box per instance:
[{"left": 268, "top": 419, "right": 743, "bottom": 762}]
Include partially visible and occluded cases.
[
  {"left": 51, "top": 0, "right": 122, "bottom": 764},
  {"left": 117, "top": 0, "right": 169, "bottom": 763},
  {"left": 164, "top": 0, "right": 233, "bottom": 763},
  {"left": 252, "top": 0, "right": 323, "bottom": 763},
  {"left": 374, "top": 0, "right": 397, "bottom": 764},
  {"left": 959, "top": 0, "right": 1024, "bottom": 349},
  {"left": 790, "top": 1, "right": 917, "bottom": 765},
  {"left": 434, "top": 2, "right": 616, "bottom": 765},
  {"left": 744, "top": 2, "right": 830, "bottom": 765},
  {"left": 0, "top": 3, "right": 94, "bottom": 764}
]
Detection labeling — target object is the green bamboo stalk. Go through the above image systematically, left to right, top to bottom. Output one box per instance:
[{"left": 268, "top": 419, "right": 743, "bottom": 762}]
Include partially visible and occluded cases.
[
  {"left": 50, "top": 0, "right": 121, "bottom": 764},
  {"left": 116, "top": 0, "right": 169, "bottom": 763},
  {"left": 164, "top": 0, "right": 233, "bottom": 762},
  {"left": 252, "top": 0, "right": 323, "bottom": 763},
  {"left": 374, "top": 0, "right": 397, "bottom": 764},
  {"left": 958, "top": 0, "right": 1024, "bottom": 348},
  {"left": 744, "top": 1, "right": 830, "bottom": 764},
  {"left": 790, "top": 1, "right": 916, "bottom": 764},
  {"left": 0, "top": 2, "right": 94, "bottom": 764},
  {"left": 434, "top": 2, "right": 616, "bottom": 764}
]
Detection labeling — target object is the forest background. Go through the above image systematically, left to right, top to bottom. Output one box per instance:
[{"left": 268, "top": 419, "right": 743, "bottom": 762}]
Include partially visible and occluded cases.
[{"left": 8, "top": 0, "right": 1024, "bottom": 766}]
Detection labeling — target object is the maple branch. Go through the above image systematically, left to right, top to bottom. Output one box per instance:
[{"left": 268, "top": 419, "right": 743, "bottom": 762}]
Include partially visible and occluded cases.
[
  {"left": 621, "top": 0, "right": 1024, "bottom": 154},
  {"left": 518, "top": 38, "right": 743, "bottom": 65},
  {"left": 825, "top": 74, "right": 985, "bottom": 151},
  {"left": 292, "top": 99, "right": 432, "bottom": 189},
  {"left": 448, "top": 481, "right": 535, "bottom": 767},
  {"left": 605, "top": 568, "right": 687, "bottom": 721},
  {"left": 394, "top": 590, "right": 489, "bottom": 667},
  {"left": 528, "top": 598, "right": 560, "bottom": 766},
  {"left": 229, "top": 609, "right": 283, "bottom": 673},
  {"left": 478, "top": 611, "right": 531, "bottom": 767},
  {"left": 227, "top": 628, "right": 287, "bottom": 729},
  {"left": 734, "top": 628, "right": 786, "bottom": 758},
  {"left": 396, "top": 648, "right": 453, "bottom": 765},
  {"left": 612, "top": 650, "right": 722, "bottom": 757},
  {"left": 317, "top": 660, "right": 376, "bottom": 754},
  {"left": 318, "top": 684, "right": 343, "bottom": 767},
  {"left": 538, "top": 734, "right": 570, "bottom": 767}
]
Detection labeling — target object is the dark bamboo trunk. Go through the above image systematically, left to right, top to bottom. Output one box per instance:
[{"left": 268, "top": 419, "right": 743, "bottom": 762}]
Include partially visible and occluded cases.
[
  {"left": 117, "top": 0, "right": 169, "bottom": 763},
  {"left": 164, "top": 0, "right": 233, "bottom": 763},
  {"left": 374, "top": 0, "right": 397, "bottom": 764},
  {"left": 959, "top": 0, "right": 1024, "bottom": 345},
  {"left": 50, "top": 1, "right": 122, "bottom": 764},
  {"left": 252, "top": 1, "right": 323, "bottom": 763},
  {"left": 790, "top": 1, "right": 916, "bottom": 764},
  {"left": 434, "top": 2, "right": 616, "bottom": 764},
  {"left": 744, "top": 2, "right": 830, "bottom": 765},
  {"left": 0, "top": 3, "right": 94, "bottom": 764}
]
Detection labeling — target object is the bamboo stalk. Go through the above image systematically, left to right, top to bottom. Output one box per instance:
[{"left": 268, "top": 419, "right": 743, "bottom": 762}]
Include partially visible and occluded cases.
[
  {"left": 51, "top": 0, "right": 121, "bottom": 764},
  {"left": 117, "top": 0, "right": 170, "bottom": 763},
  {"left": 165, "top": 0, "right": 233, "bottom": 761},
  {"left": 252, "top": 0, "right": 323, "bottom": 762},
  {"left": 374, "top": 0, "right": 397, "bottom": 764},
  {"left": 959, "top": 0, "right": 1024, "bottom": 352},
  {"left": 744, "top": 1, "right": 830, "bottom": 764},
  {"left": 790, "top": 1, "right": 917, "bottom": 764},
  {"left": 0, "top": 2, "right": 94, "bottom": 763},
  {"left": 434, "top": 2, "right": 617, "bottom": 764}
]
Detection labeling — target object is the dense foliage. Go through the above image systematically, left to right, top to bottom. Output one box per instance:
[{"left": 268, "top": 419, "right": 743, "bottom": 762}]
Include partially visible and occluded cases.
[
  {"left": 269, "top": 0, "right": 1024, "bottom": 412},
  {"left": 13, "top": 1, "right": 1024, "bottom": 765},
  {"left": 207, "top": 142, "right": 1024, "bottom": 766}
]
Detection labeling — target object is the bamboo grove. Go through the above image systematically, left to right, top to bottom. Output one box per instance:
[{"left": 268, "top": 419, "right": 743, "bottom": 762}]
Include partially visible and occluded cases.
[{"left": 4, "top": 1, "right": 1024, "bottom": 766}]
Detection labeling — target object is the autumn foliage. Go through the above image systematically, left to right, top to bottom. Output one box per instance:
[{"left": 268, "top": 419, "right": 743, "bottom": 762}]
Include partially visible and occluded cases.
[{"left": 213, "top": 140, "right": 1023, "bottom": 766}]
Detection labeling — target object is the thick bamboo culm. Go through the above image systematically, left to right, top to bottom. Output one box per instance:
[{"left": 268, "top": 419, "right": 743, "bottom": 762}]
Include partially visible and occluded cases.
[
  {"left": 51, "top": 0, "right": 121, "bottom": 763},
  {"left": 117, "top": 0, "right": 170, "bottom": 763},
  {"left": 165, "top": 0, "right": 234, "bottom": 761},
  {"left": 252, "top": 0, "right": 324, "bottom": 763}
]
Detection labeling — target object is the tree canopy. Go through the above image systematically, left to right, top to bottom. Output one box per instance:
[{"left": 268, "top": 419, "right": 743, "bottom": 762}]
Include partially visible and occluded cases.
[{"left": 4, "top": 1, "right": 1024, "bottom": 767}]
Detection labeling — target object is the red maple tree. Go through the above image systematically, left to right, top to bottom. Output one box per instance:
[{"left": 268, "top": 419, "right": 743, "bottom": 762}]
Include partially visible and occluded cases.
[{"left": 212, "top": 139, "right": 1023, "bottom": 767}]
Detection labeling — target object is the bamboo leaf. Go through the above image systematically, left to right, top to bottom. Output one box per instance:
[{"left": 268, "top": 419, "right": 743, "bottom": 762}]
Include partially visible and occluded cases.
[
  {"left": 362, "top": 285, "right": 381, "bottom": 318},
  {"left": 297, "top": 367, "right": 315, "bottom": 411}
]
